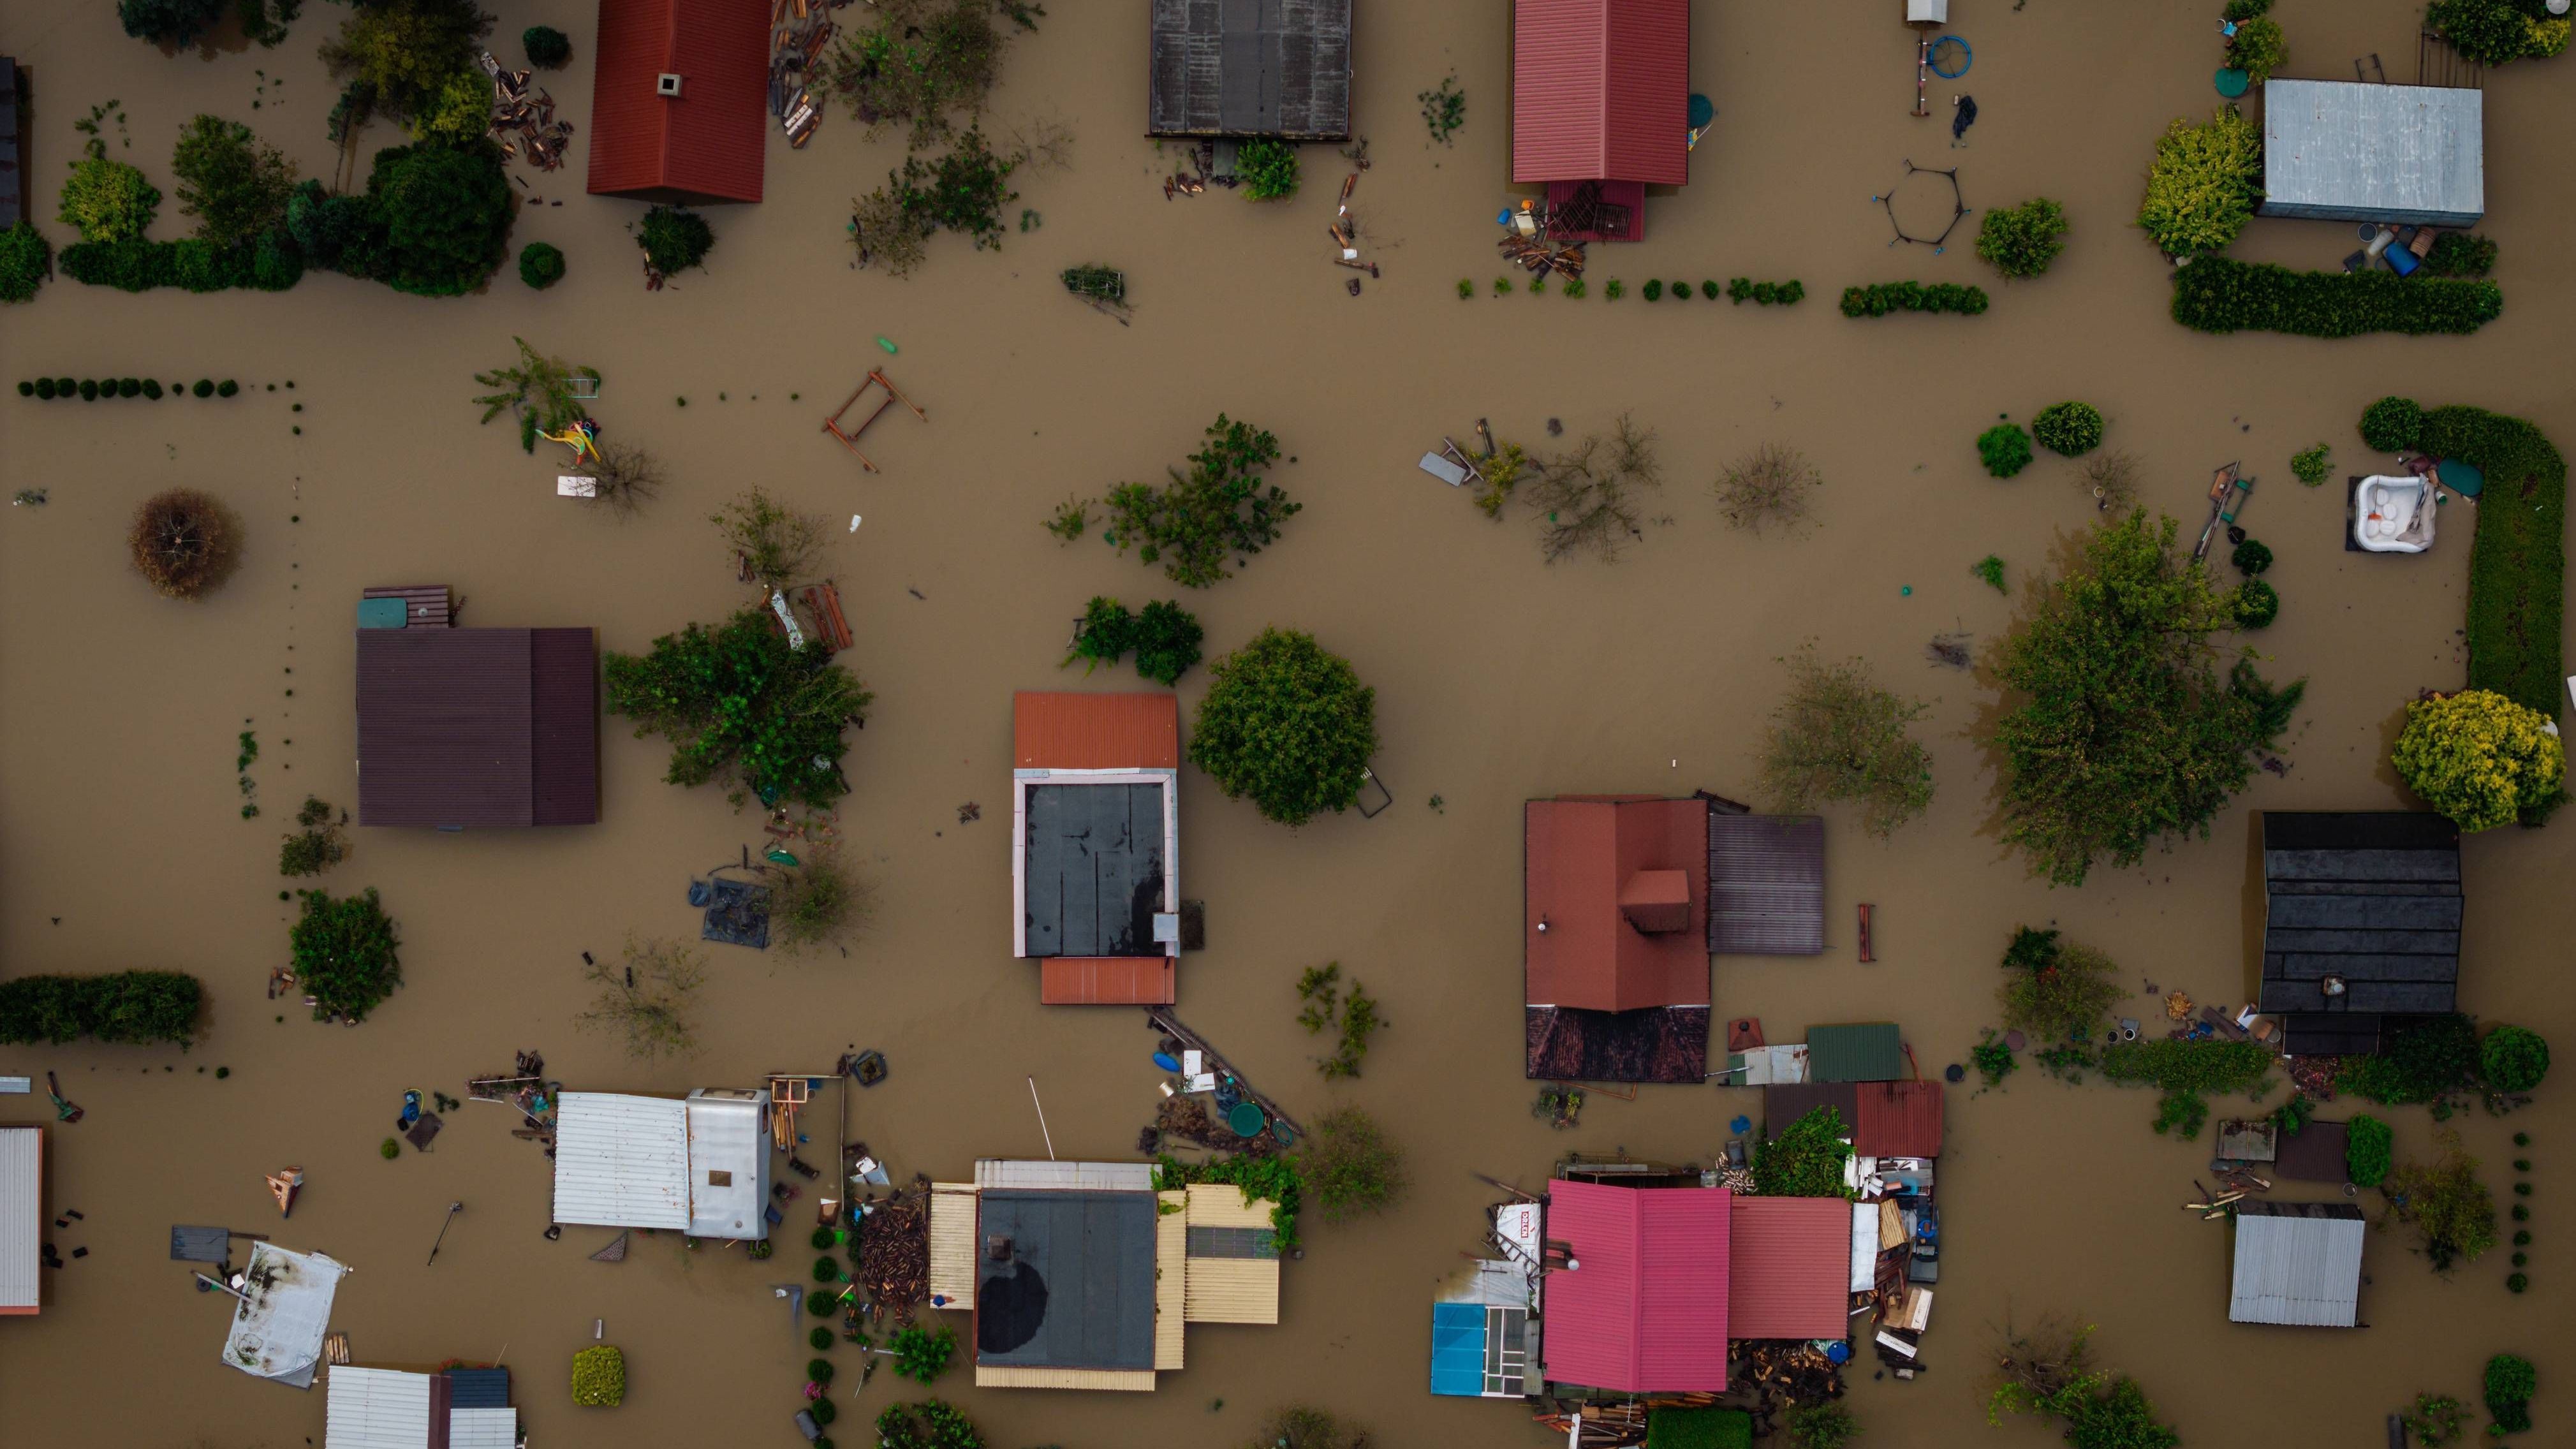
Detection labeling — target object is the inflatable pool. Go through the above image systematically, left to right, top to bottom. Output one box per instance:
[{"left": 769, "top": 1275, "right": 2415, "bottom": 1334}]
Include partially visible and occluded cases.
[{"left": 2353, "top": 474, "right": 2435, "bottom": 553}]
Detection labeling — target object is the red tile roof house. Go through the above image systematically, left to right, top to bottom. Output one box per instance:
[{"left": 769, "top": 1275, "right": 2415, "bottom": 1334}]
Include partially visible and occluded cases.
[
  {"left": 588, "top": 0, "right": 771, "bottom": 204},
  {"left": 1510, "top": 0, "right": 1689, "bottom": 240},
  {"left": 356, "top": 629, "right": 600, "bottom": 828},
  {"left": 1012, "top": 693, "right": 1182, "bottom": 1005},
  {"left": 1525, "top": 795, "right": 1712, "bottom": 1082},
  {"left": 1540, "top": 1179, "right": 1728, "bottom": 1392}
]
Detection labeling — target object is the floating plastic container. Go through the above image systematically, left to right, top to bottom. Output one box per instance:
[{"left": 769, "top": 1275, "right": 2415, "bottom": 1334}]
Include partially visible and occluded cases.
[
  {"left": 1152, "top": 1052, "right": 1181, "bottom": 1073},
  {"left": 1227, "top": 1101, "right": 1267, "bottom": 1138}
]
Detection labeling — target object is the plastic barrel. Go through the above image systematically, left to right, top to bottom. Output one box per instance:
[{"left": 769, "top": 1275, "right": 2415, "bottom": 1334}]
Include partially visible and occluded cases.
[{"left": 1227, "top": 1101, "right": 1267, "bottom": 1137}]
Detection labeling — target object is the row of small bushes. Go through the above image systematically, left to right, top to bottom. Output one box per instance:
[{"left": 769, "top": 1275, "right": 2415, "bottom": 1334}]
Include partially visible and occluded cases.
[
  {"left": 63, "top": 234, "right": 304, "bottom": 294},
  {"left": 2171, "top": 256, "right": 2503, "bottom": 337},
  {"left": 1463, "top": 276, "right": 1805, "bottom": 304},
  {"left": 1839, "top": 280, "right": 1990, "bottom": 317},
  {"left": 20, "top": 378, "right": 239, "bottom": 400},
  {"left": 2361, "top": 399, "right": 2566, "bottom": 718},
  {"left": 0, "top": 971, "right": 204, "bottom": 1046}
]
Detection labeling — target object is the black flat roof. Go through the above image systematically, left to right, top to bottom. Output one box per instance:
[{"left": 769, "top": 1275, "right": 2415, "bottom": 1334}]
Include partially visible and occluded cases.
[
  {"left": 1024, "top": 782, "right": 1165, "bottom": 957},
  {"left": 2260, "top": 812, "right": 2460, "bottom": 1021},
  {"left": 974, "top": 1190, "right": 1156, "bottom": 1371}
]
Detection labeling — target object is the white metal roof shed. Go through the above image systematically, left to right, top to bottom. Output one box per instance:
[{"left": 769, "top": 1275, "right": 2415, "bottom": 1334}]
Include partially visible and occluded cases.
[
  {"left": 2260, "top": 78, "right": 2484, "bottom": 227},
  {"left": 684, "top": 1088, "right": 771, "bottom": 1241},
  {"left": 554, "top": 1092, "right": 690, "bottom": 1231},
  {"left": 0, "top": 1126, "right": 38, "bottom": 1313},
  {"left": 2230, "top": 1202, "right": 2366, "bottom": 1327},
  {"left": 223, "top": 1242, "right": 350, "bottom": 1388},
  {"left": 325, "top": 1367, "right": 439, "bottom": 1449}
]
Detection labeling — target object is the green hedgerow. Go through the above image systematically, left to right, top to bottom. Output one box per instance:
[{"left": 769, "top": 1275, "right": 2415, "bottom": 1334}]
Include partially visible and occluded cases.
[
  {"left": 1978, "top": 423, "right": 2034, "bottom": 478},
  {"left": 2346, "top": 1114, "right": 2393, "bottom": 1188}
]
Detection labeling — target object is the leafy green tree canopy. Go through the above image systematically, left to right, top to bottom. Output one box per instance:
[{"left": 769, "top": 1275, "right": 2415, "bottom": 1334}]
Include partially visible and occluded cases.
[{"left": 1188, "top": 628, "right": 1377, "bottom": 827}]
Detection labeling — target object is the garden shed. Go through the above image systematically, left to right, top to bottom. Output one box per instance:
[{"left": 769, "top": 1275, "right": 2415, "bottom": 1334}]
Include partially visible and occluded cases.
[
  {"left": 587, "top": 0, "right": 771, "bottom": 203},
  {"left": 1146, "top": 0, "right": 1353, "bottom": 140},
  {"left": 1510, "top": 0, "right": 1689, "bottom": 240},
  {"left": 2258, "top": 79, "right": 2484, "bottom": 227},
  {"left": 354, "top": 626, "right": 600, "bottom": 829},
  {"left": 1012, "top": 693, "right": 1182, "bottom": 1004},
  {"left": 1525, "top": 795, "right": 1711, "bottom": 1082},
  {"left": 2258, "top": 811, "right": 2462, "bottom": 1057},
  {"left": 1804, "top": 1024, "right": 1904, "bottom": 1084},
  {"left": 550, "top": 1088, "right": 770, "bottom": 1241},
  {"left": 0, "top": 1126, "right": 37, "bottom": 1315},
  {"left": 1540, "top": 1179, "right": 1729, "bottom": 1392},
  {"left": 1725, "top": 1196, "right": 1851, "bottom": 1341},
  {"left": 2228, "top": 1202, "right": 2366, "bottom": 1327},
  {"left": 325, "top": 1365, "right": 517, "bottom": 1449}
]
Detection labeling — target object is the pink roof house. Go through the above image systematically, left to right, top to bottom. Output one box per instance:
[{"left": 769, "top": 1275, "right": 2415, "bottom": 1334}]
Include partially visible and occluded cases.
[{"left": 1539, "top": 1179, "right": 1729, "bottom": 1392}]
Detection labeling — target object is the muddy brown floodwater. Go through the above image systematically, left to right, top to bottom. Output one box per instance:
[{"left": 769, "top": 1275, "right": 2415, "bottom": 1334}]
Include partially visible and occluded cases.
[{"left": 1, "top": 1, "right": 2570, "bottom": 1446}]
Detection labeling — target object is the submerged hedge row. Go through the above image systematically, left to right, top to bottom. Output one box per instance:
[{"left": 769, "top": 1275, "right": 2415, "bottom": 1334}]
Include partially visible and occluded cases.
[
  {"left": 62, "top": 235, "right": 304, "bottom": 295},
  {"left": 2171, "top": 256, "right": 2503, "bottom": 337},
  {"left": 1839, "top": 281, "right": 1989, "bottom": 317},
  {"left": 0, "top": 971, "right": 203, "bottom": 1045}
]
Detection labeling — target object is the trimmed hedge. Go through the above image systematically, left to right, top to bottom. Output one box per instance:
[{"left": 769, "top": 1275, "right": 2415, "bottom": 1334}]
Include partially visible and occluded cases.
[
  {"left": 2172, "top": 256, "right": 2503, "bottom": 337},
  {"left": 1839, "top": 280, "right": 1989, "bottom": 317},
  {"left": 19, "top": 376, "right": 233, "bottom": 401},
  {"left": 2413, "top": 406, "right": 2566, "bottom": 717},
  {"left": 0, "top": 971, "right": 203, "bottom": 1045}
]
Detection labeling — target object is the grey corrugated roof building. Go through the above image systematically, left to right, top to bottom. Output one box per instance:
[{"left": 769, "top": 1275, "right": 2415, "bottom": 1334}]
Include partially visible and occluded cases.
[
  {"left": 1147, "top": 0, "right": 1353, "bottom": 140},
  {"left": 2259, "top": 78, "right": 2484, "bottom": 227},
  {"left": 2259, "top": 811, "right": 2462, "bottom": 1057},
  {"left": 1708, "top": 814, "right": 1825, "bottom": 955},
  {"left": 2230, "top": 1201, "right": 2366, "bottom": 1327}
]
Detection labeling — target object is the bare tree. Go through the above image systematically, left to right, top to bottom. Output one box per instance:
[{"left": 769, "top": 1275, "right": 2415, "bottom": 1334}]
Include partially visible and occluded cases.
[
  {"left": 1525, "top": 413, "right": 1660, "bottom": 564},
  {"left": 588, "top": 443, "right": 664, "bottom": 517},
  {"left": 1712, "top": 444, "right": 1822, "bottom": 535},
  {"left": 2080, "top": 450, "right": 2141, "bottom": 514},
  {"left": 712, "top": 487, "right": 829, "bottom": 589},
  {"left": 577, "top": 936, "right": 705, "bottom": 1060}
]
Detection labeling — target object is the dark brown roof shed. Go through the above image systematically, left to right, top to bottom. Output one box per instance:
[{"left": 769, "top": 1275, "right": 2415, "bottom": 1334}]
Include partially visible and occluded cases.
[{"left": 357, "top": 628, "right": 600, "bottom": 828}]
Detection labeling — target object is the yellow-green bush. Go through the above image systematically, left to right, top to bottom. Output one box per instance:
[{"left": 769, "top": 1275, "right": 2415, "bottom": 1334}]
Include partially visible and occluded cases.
[
  {"left": 2137, "top": 108, "right": 2262, "bottom": 256},
  {"left": 2392, "top": 689, "right": 2566, "bottom": 832},
  {"left": 571, "top": 1344, "right": 625, "bottom": 1406}
]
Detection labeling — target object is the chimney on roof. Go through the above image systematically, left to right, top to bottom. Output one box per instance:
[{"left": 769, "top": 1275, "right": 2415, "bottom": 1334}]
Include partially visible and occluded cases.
[
  {"left": 656, "top": 71, "right": 684, "bottom": 98},
  {"left": 1618, "top": 869, "right": 1690, "bottom": 934}
]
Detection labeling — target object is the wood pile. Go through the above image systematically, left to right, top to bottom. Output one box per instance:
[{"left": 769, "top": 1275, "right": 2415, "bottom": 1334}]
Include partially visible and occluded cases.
[
  {"left": 769, "top": 0, "right": 848, "bottom": 148},
  {"left": 478, "top": 52, "right": 571, "bottom": 171},
  {"left": 1498, "top": 230, "right": 1586, "bottom": 279},
  {"left": 857, "top": 1184, "right": 929, "bottom": 1324}
]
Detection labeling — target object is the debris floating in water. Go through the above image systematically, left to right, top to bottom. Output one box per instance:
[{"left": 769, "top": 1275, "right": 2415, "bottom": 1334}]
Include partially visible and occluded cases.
[{"left": 875, "top": 336, "right": 898, "bottom": 355}]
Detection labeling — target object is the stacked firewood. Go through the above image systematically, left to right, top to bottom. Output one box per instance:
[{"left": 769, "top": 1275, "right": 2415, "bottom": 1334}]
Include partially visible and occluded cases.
[
  {"left": 770, "top": 0, "right": 847, "bottom": 147},
  {"left": 479, "top": 52, "right": 572, "bottom": 170},
  {"left": 1498, "top": 230, "right": 1587, "bottom": 279},
  {"left": 857, "top": 1186, "right": 930, "bottom": 1324}
]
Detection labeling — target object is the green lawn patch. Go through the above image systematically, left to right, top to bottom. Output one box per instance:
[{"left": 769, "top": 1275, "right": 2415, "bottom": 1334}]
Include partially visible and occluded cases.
[{"left": 2416, "top": 406, "right": 2566, "bottom": 717}]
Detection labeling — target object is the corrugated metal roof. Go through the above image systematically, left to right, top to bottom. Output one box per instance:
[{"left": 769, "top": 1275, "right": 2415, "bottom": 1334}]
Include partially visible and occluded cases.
[
  {"left": 587, "top": 0, "right": 770, "bottom": 203},
  {"left": 1147, "top": 0, "right": 1353, "bottom": 139},
  {"left": 1511, "top": 0, "right": 1689, "bottom": 186},
  {"left": 2260, "top": 79, "right": 2484, "bottom": 227},
  {"left": 357, "top": 628, "right": 599, "bottom": 828},
  {"left": 531, "top": 629, "right": 600, "bottom": 825},
  {"left": 1013, "top": 692, "right": 1181, "bottom": 770},
  {"left": 1526, "top": 797, "right": 1711, "bottom": 1013},
  {"left": 2261, "top": 811, "right": 2461, "bottom": 1020},
  {"left": 1709, "top": 814, "right": 1825, "bottom": 955},
  {"left": 1040, "top": 956, "right": 1177, "bottom": 1004},
  {"left": 1805, "top": 1024, "right": 1903, "bottom": 1084},
  {"left": 1854, "top": 1082, "right": 1943, "bottom": 1158},
  {"left": 1764, "top": 1083, "right": 1856, "bottom": 1138},
  {"left": 684, "top": 1089, "right": 769, "bottom": 1240},
  {"left": 552, "top": 1093, "right": 691, "bottom": 1230},
  {"left": 0, "top": 1127, "right": 38, "bottom": 1311},
  {"left": 975, "top": 1160, "right": 1156, "bottom": 1191},
  {"left": 1540, "top": 1180, "right": 1728, "bottom": 1393},
  {"left": 1184, "top": 1182, "right": 1274, "bottom": 1230},
  {"left": 930, "top": 1183, "right": 980, "bottom": 1305},
  {"left": 1184, "top": 1184, "right": 1280, "bottom": 1323},
  {"left": 1154, "top": 1189, "right": 1187, "bottom": 1370},
  {"left": 1725, "top": 1197, "right": 1850, "bottom": 1341},
  {"left": 2230, "top": 1202, "right": 2366, "bottom": 1326},
  {"left": 223, "top": 1243, "right": 348, "bottom": 1386},
  {"left": 1184, "top": 1258, "right": 1279, "bottom": 1324},
  {"left": 974, "top": 1364, "right": 1157, "bottom": 1390},
  {"left": 327, "top": 1367, "right": 443, "bottom": 1449},
  {"left": 443, "top": 1367, "right": 510, "bottom": 1409},
  {"left": 448, "top": 1408, "right": 515, "bottom": 1449}
]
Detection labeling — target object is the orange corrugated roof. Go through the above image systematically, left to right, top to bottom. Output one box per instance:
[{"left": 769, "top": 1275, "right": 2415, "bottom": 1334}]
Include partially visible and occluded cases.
[
  {"left": 1013, "top": 693, "right": 1180, "bottom": 770},
  {"left": 1526, "top": 797, "right": 1710, "bottom": 1013},
  {"left": 1039, "top": 957, "right": 1175, "bottom": 1005},
  {"left": 1855, "top": 1081, "right": 1945, "bottom": 1158}
]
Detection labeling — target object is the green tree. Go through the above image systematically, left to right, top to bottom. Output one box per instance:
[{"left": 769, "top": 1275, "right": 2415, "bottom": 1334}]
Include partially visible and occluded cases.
[
  {"left": 119, "top": 0, "right": 228, "bottom": 45},
  {"left": 320, "top": 0, "right": 494, "bottom": 128},
  {"left": 819, "top": 0, "right": 1021, "bottom": 149},
  {"left": 2429, "top": 0, "right": 2569, "bottom": 66},
  {"left": 2225, "top": 16, "right": 2287, "bottom": 82},
  {"left": 523, "top": 24, "right": 571, "bottom": 68},
  {"left": 2137, "top": 108, "right": 2262, "bottom": 255},
  {"left": 172, "top": 115, "right": 297, "bottom": 248},
  {"left": 366, "top": 140, "right": 512, "bottom": 296},
  {"left": 58, "top": 158, "right": 162, "bottom": 242},
  {"left": 1976, "top": 196, "right": 2070, "bottom": 279},
  {"left": 639, "top": 205, "right": 716, "bottom": 274},
  {"left": 0, "top": 224, "right": 50, "bottom": 305},
  {"left": 2033, "top": 401, "right": 2105, "bottom": 457},
  {"left": 1103, "top": 415, "right": 1297, "bottom": 587},
  {"left": 1979, "top": 423, "right": 2033, "bottom": 477},
  {"left": 1988, "top": 511, "right": 2302, "bottom": 885},
  {"left": 1131, "top": 600, "right": 1204, "bottom": 687},
  {"left": 603, "top": 608, "right": 874, "bottom": 810},
  {"left": 1188, "top": 628, "right": 1377, "bottom": 826},
  {"left": 1758, "top": 645, "right": 1934, "bottom": 839},
  {"left": 2393, "top": 689, "right": 2567, "bottom": 832},
  {"left": 290, "top": 888, "right": 402, "bottom": 1023},
  {"left": 1996, "top": 927, "right": 2123, "bottom": 1042},
  {"left": 2482, "top": 1026, "right": 2550, "bottom": 1094},
  {"left": 1753, "top": 1105, "right": 1855, "bottom": 1198},
  {"left": 1302, "top": 1107, "right": 1406, "bottom": 1225},
  {"left": 2385, "top": 1128, "right": 2498, "bottom": 1272},
  {"left": 2484, "top": 1353, "right": 2536, "bottom": 1435},
  {"left": 1786, "top": 1402, "right": 1860, "bottom": 1449}
]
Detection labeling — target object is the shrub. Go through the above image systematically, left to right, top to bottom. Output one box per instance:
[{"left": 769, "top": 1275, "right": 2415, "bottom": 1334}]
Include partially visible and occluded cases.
[
  {"left": 119, "top": 0, "right": 229, "bottom": 44},
  {"left": 816, "top": 0, "right": 1024, "bottom": 148},
  {"left": 2430, "top": 0, "right": 2570, "bottom": 66},
  {"left": 2226, "top": 16, "right": 2287, "bottom": 82},
  {"left": 524, "top": 24, "right": 571, "bottom": 68},
  {"left": 2138, "top": 108, "right": 2262, "bottom": 255},
  {"left": 1237, "top": 138, "right": 1299, "bottom": 200},
  {"left": 59, "top": 159, "right": 162, "bottom": 244},
  {"left": 1978, "top": 196, "right": 2070, "bottom": 279},
  {"left": 639, "top": 205, "right": 715, "bottom": 274},
  {"left": 0, "top": 224, "right": 50, "bottom": 304},
  {"left": 2421, "top": 232, "right": 2498, "bottom": 279},
  {"left": 519, "top": 241, "right": 565, "bottom": 289},
  {"left": 2172, "top": 256, "right": 2502, "bottom": 338},
  {"left": 1561, "top": 276, "right": 1586, "bottom": 298},
  {"left": 1728, "top": 277, "right": 1806, "bottom": 305},
  {"left": 1456, "top": 278, "right": 1472, "bottom": 298},
  {"left": 1644, "top": 279, "right": 1663, "bottom": 300},
  {"left": 1668, "top": 279, "right": 1689, "bottom": 300},
  {"left": 1700, "top": 279, "right": 1720, "bottom": 299},
  {"left": 1839, "top": 280, "right": 1988, "bottom": 317},
  {"left": 117, "top": 378, "right": 141, "bottom": 398},
  {"left": 193, "top": 378, "right": 215, "bottom": 399},
  {"left": 33, "top": 379, "right": 54, "bottom": 399},
  {"left": 216, "top": 379, "right": 238, "bottom": 397},
  {"left": 2361, "top": 396, "right": 2425, "bottom": 452},
  {"left": 2028, "top": 403, "right": 2105, "bottom": 460},
  {"left": 2415, "top": 407, "right": 2565, "bottom": 718},
  {"left": 1101, "top": 415, "right": 1297, "bottom": 588},
  {"left": 1978, "top": 423, "right": 2033, "bottom": 478},
  {"left": 1712, "top": 443, "right": 1822, "bottom": 534},
  {"left": 2291, "top": 443, "right": 2332, "bottom": 485},
  {"left": 129, "top": 489, "right": 239, "bottom": 598},
  {"left": 1990, "top": 511, "right": 2302, "bottom": 885},
  {"left": 2232, "top": 539, "right": 2272, "bottom": 575},
  {"left": 2232, "top": 579, "right": 2279, "bottom": 629},
  {"left": 1131, "top": 599, "right": 1204, "bottom": 686},
  {"left": 603, "top": 607, "right": 874, "bottom": 810},
  {"left": 1190, "top": 628, "right": 1377, "bottom": 826},
  {"left": 1759, "top": 645, "right": 1934, "bottom": 839},
  {"left": 2393, "top": 690, "right": 2566, "bottom": 832},
  {"left": 279, "top": 797, "right": 348, "bottom": 876},
  {"left": 767, "top": 846, "right": 869, "bottom": 957},
  {"left": 291, "top": 888, "right": 403, "bottom": 1023},
  {"left": 1996, "top": 928, "right": 2123, "bottom": 1043},
  {"left": 0, "top": 972, "right": 203, "bottom": 1046},
  {"left": 2341, "top": 1015, "right": 2480, "bottom": 1105},
  {"left": 2483, "top": 1026, "right": 2550, "bottom": 1094},
  {"left": 1973, "top": 1034, "right": 2017, "bottom": 1087},
  {"left": 1753, "top": 1104, "right": 1855, "bottom": 1198},
  {"left": 1303, "top": 1107, "right": 1407, "bottom": 1223},
  {"left": 2346, "top": 1114, "right": 2393, "bottom": 1188},
  {"left": 2387, "top": 1128, "right": 2499, "bottom": 1271},
  {"left": 813, "top": 1254, "right": 842, "bottom": 1283},
  {"left": 809, "top": 1286, "right": 840, "bottom": 1316},
  {"left": 810, "top": 1325, "right": 835, "bottom": 1351},
  {"left": 890, "top": 1325, "right": 955, "bottom": 1385},
  {"left": 570, "top": 1345, "right": 626, "bottom": 1407},
  {"left": 2483, "top": 1353, "right": 2535, "bottom": 1433},
  {"left": 809, "top": 1356, "right": 836, "bottom": 1384},
  {"left": 876, "top": 1399, "right": 986, "bottom": 1449},
  {"left": 811, "top": 1400, "right": 837, "bottom": 1427},
  {"left": 1785, "top": 1402, "right": 1857, "bottom": 1449},
  {"left": 1643, "top": 1407, "right": 1753, "bottom": 1449},
  {"left": 1244, "top": 1408, "right": 1365, "bottom": 1449}
]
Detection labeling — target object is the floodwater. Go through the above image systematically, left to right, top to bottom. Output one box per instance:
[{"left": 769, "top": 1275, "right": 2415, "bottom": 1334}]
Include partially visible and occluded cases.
[{"left": 1, "top": 1, "right": 2568, "bottom": 1445}]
